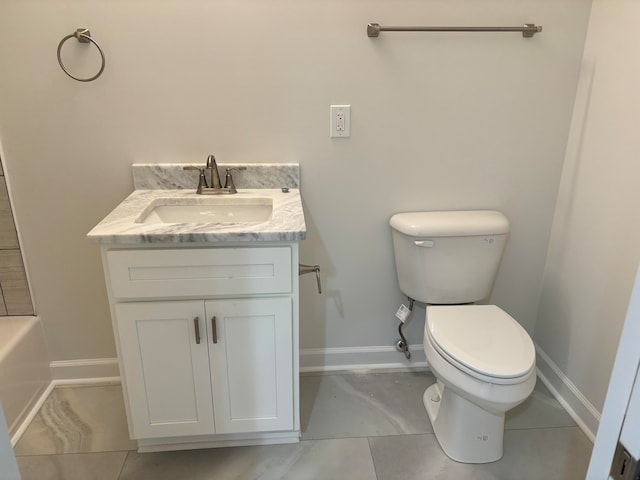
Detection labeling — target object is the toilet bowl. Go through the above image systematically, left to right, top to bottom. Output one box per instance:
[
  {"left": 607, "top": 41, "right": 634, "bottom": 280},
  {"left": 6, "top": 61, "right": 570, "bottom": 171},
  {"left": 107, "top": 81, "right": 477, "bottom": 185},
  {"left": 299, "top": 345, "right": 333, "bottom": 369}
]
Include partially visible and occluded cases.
[{"left": 423, "top": 304, "right": 536, "bottom": 463}]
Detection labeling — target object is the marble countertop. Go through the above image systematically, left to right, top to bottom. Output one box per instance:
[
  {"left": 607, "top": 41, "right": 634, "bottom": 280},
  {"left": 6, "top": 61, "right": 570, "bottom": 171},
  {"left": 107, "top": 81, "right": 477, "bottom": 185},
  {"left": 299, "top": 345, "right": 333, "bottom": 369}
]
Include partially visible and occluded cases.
[
  {"left": 88, "top": 162, "right": 305, "bottom": 244},
  {"left": 87, "top": 188, "right": 306, "bottom": 244}
]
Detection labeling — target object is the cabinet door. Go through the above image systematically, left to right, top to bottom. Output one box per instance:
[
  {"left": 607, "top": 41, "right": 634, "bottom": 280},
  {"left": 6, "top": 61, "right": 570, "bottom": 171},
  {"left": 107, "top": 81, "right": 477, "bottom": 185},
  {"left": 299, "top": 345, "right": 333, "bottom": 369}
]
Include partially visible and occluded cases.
[
  {"left": 206, "top": 297, "right": 293, "bottom": 433},
  {"left": 115, "top": 301, "right": 215, "bottom": 439}
]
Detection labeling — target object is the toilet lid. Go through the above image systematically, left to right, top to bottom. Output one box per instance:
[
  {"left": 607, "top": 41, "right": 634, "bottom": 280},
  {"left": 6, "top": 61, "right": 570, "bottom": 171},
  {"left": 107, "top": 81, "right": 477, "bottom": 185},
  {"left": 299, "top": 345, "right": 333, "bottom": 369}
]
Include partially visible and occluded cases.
[{"left": 426, "top": 305, "right": 535, "bottom": 380}]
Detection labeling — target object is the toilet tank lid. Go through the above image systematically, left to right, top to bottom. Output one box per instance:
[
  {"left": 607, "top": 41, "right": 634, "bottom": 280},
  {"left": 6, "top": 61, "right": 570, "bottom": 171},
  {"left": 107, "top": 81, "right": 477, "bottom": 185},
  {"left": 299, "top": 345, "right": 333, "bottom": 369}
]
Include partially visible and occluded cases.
[{"left": 389, "top": 210, "right": 509, "bottom": 237}]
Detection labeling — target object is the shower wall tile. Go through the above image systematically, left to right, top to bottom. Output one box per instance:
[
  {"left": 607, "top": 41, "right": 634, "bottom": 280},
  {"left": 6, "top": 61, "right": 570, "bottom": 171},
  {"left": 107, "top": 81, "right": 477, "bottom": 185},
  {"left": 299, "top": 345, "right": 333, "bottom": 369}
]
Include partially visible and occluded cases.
[
  {"left": 0, "top": 160, "right": 34, "bottom": 316},
  {"left": 0, "top": 178, "right": 19, "bottom": 249},
  {"left": 0, "top": 250, "right": 33, "bottom": 315}
]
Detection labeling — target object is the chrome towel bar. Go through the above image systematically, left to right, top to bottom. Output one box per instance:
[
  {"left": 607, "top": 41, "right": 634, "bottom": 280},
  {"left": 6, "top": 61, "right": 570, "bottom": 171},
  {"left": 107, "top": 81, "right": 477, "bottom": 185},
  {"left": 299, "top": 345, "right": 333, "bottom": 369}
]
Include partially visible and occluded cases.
[{"left": 367, "top": 23, "right": 542, "bottom": 38}]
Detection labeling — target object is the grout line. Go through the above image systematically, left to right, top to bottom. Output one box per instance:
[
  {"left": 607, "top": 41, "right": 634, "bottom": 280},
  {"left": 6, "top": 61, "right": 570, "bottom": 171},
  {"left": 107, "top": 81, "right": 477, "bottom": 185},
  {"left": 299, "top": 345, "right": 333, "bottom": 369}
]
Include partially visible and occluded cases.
[
  {"left": 0, "top": 281, "right": 7, "bottom": 314},
  {"left": 367, "top": 436, "right": 381, "bottom": 480},
  {"left": 116, "top": 450, "right": 131, "bottom": 480}
]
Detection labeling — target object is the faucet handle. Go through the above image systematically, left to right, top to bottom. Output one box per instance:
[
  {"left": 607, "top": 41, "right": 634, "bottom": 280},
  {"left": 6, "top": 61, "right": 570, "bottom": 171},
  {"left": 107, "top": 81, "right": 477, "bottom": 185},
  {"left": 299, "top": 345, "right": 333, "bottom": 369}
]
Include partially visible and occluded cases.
[
  {"left": 183, "top": 166, "right": 208, "bottom": 192},
  {"left": 224, "top": 167, "right": 247, "bottom": 194}
]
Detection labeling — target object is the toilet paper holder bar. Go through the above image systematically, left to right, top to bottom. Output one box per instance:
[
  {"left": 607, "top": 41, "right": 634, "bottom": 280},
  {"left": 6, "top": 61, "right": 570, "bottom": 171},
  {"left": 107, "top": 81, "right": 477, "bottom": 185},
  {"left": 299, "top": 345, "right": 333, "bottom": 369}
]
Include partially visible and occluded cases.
[{"left": 299, "top": 264, "right": 322, "bottom": 294}]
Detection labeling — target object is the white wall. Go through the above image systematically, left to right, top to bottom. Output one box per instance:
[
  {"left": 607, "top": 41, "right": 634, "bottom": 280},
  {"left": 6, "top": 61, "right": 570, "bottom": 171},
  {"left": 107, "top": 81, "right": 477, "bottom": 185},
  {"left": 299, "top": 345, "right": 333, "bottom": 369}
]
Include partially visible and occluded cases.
[
  {"left": 535, "top": 0, "right": 640, "bottom": 437},
  {"left": 0, "top": 1, "right": 591, "bottom": 363}
]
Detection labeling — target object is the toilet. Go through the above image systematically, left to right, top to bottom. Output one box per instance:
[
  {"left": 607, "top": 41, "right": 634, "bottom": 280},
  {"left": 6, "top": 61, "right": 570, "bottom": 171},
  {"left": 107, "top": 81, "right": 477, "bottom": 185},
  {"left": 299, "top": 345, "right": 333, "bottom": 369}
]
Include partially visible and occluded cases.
[{"left": 389, "top": 210, "right": 536, "bottom": 464}]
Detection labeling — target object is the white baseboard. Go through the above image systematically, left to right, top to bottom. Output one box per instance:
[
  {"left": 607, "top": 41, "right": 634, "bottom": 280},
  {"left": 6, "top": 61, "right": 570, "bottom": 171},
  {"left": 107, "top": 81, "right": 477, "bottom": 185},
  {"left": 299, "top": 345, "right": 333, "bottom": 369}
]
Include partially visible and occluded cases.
[
  {"left": 300, "top": 344, "right": 428, "bottom": 374},
  {"left": 535, "top": 344, "right": 600, "bottom": 442},
  {"left": 49, "top": 357, "right": 120, "bottom": 381},
  {"left": 11, "top": 358, "right": 123, "bottom": 446},
  {"left": 10, "top": 381, "right": 55, "bottom": 446}
]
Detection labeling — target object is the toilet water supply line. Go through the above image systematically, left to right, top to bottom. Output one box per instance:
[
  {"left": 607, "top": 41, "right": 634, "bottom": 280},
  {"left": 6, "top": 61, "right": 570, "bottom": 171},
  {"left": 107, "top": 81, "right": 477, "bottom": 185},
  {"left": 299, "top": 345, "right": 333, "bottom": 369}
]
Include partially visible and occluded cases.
[{"left": 395, "top": 297, "right": 414, "bottom": 360}]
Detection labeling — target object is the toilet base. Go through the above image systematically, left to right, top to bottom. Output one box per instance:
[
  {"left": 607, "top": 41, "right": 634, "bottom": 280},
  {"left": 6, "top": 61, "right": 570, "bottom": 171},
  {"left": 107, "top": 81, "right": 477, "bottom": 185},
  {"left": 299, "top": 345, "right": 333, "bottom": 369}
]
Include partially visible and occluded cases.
[{"left": 424, "top": 382, "right": 504, "bottom": 463}]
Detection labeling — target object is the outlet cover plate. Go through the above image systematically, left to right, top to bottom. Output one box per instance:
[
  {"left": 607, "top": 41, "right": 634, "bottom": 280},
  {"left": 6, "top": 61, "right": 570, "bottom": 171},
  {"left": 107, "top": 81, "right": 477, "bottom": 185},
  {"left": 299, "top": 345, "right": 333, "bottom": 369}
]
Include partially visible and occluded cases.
[{"left": 330, "top": 105, "right": 351, "bottom": 138}]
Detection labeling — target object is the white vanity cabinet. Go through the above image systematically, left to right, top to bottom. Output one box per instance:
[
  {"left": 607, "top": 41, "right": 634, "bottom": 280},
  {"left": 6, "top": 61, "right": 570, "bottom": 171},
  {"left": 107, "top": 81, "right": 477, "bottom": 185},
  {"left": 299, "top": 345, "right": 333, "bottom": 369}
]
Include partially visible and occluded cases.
[{"left": 102, "top": 244, "right": 299, "bottom": 450}]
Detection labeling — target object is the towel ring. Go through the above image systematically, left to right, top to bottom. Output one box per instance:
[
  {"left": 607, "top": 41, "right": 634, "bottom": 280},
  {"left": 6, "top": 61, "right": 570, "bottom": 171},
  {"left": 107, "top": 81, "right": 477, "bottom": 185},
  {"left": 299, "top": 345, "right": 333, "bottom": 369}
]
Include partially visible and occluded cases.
[{"left": 57, "top": 28, "right": 105, "bottom": 82}]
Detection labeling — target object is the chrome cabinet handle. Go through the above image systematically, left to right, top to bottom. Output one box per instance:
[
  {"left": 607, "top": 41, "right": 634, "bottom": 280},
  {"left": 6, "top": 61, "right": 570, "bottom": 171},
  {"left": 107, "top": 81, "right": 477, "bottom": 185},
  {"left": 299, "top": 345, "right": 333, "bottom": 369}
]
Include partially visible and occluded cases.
[
  {"left": 211, "top": 316, "right": 218, "bottom": 344},
  {"left": 194, "top": 317, "right": 201, "bottom": 344}
]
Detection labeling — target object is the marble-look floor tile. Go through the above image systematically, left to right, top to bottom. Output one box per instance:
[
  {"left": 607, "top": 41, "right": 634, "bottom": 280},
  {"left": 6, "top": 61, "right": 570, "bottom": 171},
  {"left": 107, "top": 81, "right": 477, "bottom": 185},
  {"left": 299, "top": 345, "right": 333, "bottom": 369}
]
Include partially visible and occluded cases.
[
  {"left": 300, "top": 371, "right": 435, "bottom": 440},
  {"left": 11, "top": 373, "right": 591, "bottom": 480},
  {"left": 506, "top": 379, "right": 576, "bottom": 430},
  {"left": 15, "top": 384, "right": 137, "bottom": 455},
  {"left": 369, "top": 427, "right": 593, "bottom": 480},
  {"left": 119, "top": 438, "right": 377, "bottom": 480},
  {"left": 17, "top": 451, "right": 128, "bottom": 480}
]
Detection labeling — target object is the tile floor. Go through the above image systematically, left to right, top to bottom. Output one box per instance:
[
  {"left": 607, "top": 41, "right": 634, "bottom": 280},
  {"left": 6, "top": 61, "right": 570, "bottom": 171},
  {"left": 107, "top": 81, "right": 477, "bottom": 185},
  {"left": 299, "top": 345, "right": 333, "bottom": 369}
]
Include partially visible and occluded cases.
[{"left": 14, "top": 371, "right": 593, "bottom": 479}]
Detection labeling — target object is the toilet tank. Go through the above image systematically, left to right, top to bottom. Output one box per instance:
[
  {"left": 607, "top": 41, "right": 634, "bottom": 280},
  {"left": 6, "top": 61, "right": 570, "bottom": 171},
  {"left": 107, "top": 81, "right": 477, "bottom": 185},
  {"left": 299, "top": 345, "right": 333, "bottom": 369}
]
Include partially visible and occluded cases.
[{"left": 389, "top": 211, "right": 509, "bottom": 304}]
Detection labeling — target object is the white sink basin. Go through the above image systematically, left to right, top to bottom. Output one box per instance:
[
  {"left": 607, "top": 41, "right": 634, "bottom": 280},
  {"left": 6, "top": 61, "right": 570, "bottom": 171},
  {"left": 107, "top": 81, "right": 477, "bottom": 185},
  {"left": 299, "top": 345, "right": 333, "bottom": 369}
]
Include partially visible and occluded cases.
[{"left": 136, "top": 197, "right": 273, "bottom": 225}]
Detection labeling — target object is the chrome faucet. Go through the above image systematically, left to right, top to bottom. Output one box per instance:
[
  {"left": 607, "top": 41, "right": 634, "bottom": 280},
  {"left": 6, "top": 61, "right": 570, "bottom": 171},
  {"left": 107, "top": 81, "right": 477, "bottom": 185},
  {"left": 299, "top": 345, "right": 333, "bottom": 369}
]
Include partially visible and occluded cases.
[{"left": 183, "top": 154, "right": 246, "bottom": 195}]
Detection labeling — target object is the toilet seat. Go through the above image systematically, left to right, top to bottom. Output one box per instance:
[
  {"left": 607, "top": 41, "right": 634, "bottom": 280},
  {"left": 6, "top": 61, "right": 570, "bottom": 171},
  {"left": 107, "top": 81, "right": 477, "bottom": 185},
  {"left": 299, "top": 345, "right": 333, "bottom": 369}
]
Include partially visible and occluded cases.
[{"left": 426, "top": 305, "right": 535, "bottom": 385}]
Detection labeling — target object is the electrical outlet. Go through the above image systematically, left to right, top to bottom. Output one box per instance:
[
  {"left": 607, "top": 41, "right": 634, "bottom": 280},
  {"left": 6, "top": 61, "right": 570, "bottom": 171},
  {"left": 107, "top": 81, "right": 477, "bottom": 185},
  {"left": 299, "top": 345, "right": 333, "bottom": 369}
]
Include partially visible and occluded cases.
[{"left": 330, "top": 105, "right": 351, "bottom": 138}]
